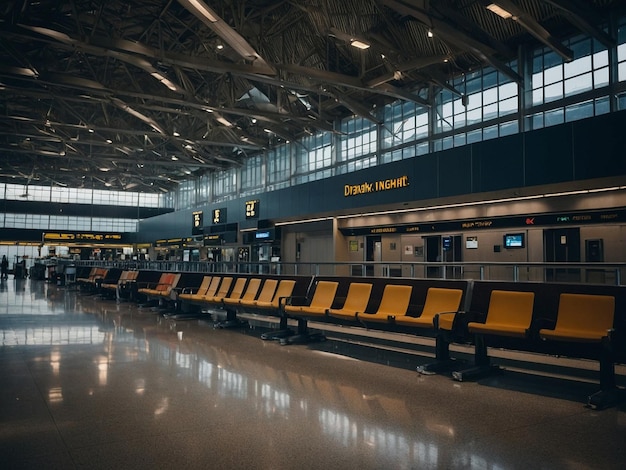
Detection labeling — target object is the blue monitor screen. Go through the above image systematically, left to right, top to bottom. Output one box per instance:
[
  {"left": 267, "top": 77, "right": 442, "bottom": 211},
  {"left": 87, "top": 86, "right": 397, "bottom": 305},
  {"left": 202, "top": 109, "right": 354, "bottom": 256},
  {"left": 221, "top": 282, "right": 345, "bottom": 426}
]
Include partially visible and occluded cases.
[{"left": 504, "top": 233, "right": 524, "bottom": 248}]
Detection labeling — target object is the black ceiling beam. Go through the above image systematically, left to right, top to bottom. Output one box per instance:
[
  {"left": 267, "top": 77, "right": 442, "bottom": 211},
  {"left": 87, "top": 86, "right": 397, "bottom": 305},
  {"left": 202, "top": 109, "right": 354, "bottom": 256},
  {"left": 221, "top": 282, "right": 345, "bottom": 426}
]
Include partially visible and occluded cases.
[
  {"left": 381, "top": 0, "right": 523, "bottom": 84},
  {"left": 487, "top": 0, "right": 573, "bottom": 62},
  {"left": 544, "top": 0, "right": 616, "bottom": 49}
]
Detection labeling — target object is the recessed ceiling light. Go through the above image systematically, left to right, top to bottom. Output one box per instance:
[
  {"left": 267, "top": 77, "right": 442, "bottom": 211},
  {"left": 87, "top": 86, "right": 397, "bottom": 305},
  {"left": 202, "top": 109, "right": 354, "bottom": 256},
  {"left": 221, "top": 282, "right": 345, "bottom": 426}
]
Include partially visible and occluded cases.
[
  {"left": 486, "top": 3, "right": 513, "bottom": 19},
  {"left": 350, "top": 39, "right": 370, "bottom": 50}
]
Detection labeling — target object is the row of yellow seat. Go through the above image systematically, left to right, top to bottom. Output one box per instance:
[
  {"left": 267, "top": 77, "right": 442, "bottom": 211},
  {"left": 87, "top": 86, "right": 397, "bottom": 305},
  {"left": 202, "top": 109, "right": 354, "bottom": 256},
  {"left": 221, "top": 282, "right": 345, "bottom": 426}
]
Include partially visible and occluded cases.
[
  {"left": 94, "top": 269, "right": 624, "bottom": 409},
  {"left": 178, "top": 275, "right": 297, "bottom": 311}
]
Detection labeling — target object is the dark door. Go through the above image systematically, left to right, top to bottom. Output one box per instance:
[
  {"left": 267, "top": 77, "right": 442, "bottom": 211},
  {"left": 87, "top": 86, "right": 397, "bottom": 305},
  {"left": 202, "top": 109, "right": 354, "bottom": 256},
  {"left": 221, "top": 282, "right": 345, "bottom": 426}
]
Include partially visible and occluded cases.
[
  {"left": 544, "top": 228, "right": 581, "bottom": 282},
  {"left": 424, "top": 235, "right": 442, "bottom": 278},
  {"left": 442, "top": 235, "right": 463, "bottom": 279},
  {"left": 365, "top": 236, "right": 381, "bottom": 276}
]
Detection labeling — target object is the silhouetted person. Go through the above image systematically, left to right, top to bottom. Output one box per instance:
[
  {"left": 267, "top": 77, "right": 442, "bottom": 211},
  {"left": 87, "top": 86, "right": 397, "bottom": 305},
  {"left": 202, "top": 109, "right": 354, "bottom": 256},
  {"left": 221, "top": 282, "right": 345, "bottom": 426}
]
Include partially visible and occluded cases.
[{"left": 1, "top": 255, "right": 8, "bottom": 280}]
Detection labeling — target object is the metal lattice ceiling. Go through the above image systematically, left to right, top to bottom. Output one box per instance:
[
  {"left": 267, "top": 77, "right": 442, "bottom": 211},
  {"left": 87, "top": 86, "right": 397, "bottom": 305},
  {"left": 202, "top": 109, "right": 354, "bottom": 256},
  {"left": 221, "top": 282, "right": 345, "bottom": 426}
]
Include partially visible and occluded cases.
[{"left": 0, "top": 0, "right": 622, "bottom": 192}]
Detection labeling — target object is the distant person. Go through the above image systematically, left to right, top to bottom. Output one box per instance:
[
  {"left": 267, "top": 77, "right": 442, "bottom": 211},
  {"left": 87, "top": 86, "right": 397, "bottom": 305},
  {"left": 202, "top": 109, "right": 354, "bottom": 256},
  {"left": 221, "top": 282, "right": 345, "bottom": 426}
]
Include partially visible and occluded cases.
[{"left": 1, "top": 255, "right": 8, "bottom": 280}]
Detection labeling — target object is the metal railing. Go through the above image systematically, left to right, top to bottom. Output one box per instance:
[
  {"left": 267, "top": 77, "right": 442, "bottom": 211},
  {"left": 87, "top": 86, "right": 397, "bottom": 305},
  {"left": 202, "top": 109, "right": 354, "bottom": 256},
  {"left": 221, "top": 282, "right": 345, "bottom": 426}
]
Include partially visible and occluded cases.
[{"left": 62, "top": 259, "right": 626, "bottom": 285}]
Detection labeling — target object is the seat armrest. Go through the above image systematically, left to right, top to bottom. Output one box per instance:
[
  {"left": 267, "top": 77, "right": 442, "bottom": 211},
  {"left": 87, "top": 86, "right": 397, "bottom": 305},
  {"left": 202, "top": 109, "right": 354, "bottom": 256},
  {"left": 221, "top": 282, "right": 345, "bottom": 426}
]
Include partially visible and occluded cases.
[
  {"left": 284, "top": 295, "right": 309, "bottom": 307},
  {"left": 529, "top": 316, "right": 556, "bottom": 337}
]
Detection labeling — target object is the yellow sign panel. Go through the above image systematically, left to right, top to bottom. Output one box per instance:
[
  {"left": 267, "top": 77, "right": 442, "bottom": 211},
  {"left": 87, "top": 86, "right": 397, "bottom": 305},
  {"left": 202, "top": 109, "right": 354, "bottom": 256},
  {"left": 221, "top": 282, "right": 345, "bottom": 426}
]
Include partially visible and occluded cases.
[
  {"left": 344, "top": 175, "right": 409, "bottom": 197},
  {"left": 245, "top": 199, "right": 259, "bottom": 219},
  {"left": 43, "top": 232, "right": 123, "bottom": 242}
]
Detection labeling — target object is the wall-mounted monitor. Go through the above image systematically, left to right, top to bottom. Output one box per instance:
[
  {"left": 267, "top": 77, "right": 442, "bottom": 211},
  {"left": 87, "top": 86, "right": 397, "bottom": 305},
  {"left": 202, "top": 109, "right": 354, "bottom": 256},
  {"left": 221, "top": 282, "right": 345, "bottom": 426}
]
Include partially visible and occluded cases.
[{"left": 503, "top": 233, "right": 525, "bottom": 248}]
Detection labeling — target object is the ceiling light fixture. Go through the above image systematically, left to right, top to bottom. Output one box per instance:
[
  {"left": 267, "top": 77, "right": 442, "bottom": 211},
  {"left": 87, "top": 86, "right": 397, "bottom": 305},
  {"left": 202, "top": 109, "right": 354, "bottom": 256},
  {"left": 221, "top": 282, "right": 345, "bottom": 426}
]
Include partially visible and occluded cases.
[
  {"left": 486, "top": 3, "right": 513, "bottom": 19},
  {"left": 427, "top": 30, "right": 433, "bottom": 38},
  {"left": 350, "top": 39, "right": 370, "bottom": 50},
  {"left": 216, "top": 44, "right": 224, "bottom": 50},
  {"left": 173, "top": 131, "right": 180, "bottom": 137},
  {"left": 171, "top": 156, "right": 179, "bottom": 160}
]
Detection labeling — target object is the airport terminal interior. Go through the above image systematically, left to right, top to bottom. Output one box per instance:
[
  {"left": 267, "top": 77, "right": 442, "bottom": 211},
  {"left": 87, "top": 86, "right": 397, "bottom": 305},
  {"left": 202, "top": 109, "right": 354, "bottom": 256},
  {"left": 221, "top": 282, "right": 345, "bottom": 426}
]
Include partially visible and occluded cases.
[{"left": 3, "top": 0, "right": 626, "bottom": 468}]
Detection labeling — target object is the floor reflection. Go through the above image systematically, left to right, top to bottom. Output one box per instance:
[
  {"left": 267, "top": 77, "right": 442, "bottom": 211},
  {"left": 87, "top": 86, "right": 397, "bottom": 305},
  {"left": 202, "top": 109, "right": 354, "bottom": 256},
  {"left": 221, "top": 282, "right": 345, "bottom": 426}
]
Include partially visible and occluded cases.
[{"left": 1, "top": 280, "right": 625, "bottom": 469}]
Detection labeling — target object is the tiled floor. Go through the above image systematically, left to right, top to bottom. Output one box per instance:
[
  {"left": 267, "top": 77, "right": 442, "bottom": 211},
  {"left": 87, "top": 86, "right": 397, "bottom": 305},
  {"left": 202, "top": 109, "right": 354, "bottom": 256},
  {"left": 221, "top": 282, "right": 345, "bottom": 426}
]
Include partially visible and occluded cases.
[{"left": 1, "top": 278, "right": 626, "bottom": 469}]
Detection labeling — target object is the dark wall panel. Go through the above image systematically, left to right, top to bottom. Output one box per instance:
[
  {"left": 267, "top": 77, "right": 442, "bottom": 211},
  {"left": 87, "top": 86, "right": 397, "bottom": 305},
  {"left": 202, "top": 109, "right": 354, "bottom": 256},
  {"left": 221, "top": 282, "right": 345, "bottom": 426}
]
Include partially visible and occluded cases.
[
  {"left": 572, "top": 112, "right": 626, "bottom": 180},
  {"left": 524, "top": 125, "right": 573, "bottom": 186},
  {"left": 473, "top": 134, "right": 524, "bottom": 192},
  {"left": 438, "top": 146, "right": 472, "bottom": 198},
  {"left": 410, "top": 154, "right": 438, "bottom": 201}
]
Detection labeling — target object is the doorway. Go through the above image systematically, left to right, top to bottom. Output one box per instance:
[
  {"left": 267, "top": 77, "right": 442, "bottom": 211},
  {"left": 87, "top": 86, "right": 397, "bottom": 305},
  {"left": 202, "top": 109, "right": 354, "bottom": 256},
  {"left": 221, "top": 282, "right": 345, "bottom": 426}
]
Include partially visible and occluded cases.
[
  {"left": 544, "top": 228, "right": 581, "bottom": 282},
  {"left": 365, "top": 235, "right": 381, "bottom": 277},
  {"left": 424, "top": 235, "right": 463, "bottom": 278}
]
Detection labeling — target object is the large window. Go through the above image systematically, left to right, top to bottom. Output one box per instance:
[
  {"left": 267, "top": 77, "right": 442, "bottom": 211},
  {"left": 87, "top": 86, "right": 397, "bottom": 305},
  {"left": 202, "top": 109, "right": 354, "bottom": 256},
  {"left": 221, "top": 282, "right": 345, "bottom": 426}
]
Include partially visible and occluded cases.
[
  {"left": 530, "top": 35, "right": 610, "bottom": 128},
  {"left": 433, "top": 64, "right": 518, "bottom": 151},
  {"left": 382, "top": 101, "right": 429, "bottom": 149},
  {"left": 294, "top": 132, "right": 332, "bottom": 184},
  {"left": 267, "top": 144, "right": 291, "bottom": 189},
  {"left": 240, "top": 155, "right": 264, "bottom": 197},
  {"left": 212, "top": 168, "right": 237, "bottom": 202},
  {"left": 0, "top": 182, "right": 159, "bottom": 232},
  {"left": 0, "top": 183, "right": 162, "bottom": 208}
]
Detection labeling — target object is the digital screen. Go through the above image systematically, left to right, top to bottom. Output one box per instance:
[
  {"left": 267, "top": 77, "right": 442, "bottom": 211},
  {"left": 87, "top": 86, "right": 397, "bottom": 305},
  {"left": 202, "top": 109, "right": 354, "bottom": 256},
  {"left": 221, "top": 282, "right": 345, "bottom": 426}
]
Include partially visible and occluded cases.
[
  {"left": 245, "top": 199, "right": 259, "bottom": 219},
  {"left": 212, "top": 208, "right": 226, "bottom": 224},
  {"left": 192, "top": 211, "right": 203, "bottom": 235},
  {"left": 255, "top": 231, "right": 271, "bottom": 239},
  {"left": 504, "top": 233, "right": 525, "bottom": 248}
]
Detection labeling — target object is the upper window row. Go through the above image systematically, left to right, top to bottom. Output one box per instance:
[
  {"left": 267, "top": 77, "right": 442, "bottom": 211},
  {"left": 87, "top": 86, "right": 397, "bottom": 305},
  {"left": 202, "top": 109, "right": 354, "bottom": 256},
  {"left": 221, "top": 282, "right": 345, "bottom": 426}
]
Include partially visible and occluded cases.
[{"left": 1, "top": 184, "right": 164, "bottom": 208}]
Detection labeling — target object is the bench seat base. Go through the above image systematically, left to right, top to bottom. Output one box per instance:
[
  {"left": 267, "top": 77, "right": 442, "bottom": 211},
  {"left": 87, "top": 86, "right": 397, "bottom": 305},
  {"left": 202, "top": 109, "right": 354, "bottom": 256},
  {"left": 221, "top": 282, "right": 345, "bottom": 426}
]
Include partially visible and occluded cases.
[
  {"left": 452, "top": 364, "right": 503, "bottom": 382},
  {"left": 587, "top": 387, "right": 625, "bottom": 410}
]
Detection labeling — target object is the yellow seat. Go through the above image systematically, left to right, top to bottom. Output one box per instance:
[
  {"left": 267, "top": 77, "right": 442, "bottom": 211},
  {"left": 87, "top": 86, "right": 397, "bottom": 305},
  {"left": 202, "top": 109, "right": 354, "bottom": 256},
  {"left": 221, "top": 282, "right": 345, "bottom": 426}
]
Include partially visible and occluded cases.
[
  {"left": 178, "top": 276, "right": 213, "bottom": 301},
  {"left": 185, "top": 276, "right": 220, "bottom": 301},
  {"left": 202, "top": 277, "right": 233, "bottom": 302},
  {"left": 207, "top": 277, "right": 246, "bottom": 304},
  {"left": 223, "top": 278, "right": 262, "bottom": 306},
  {"left": 240, "top": 279, "right": 278, "bottom": 308},
  {"left": 255, "top": 280, "right": 296, "bottom": 310},
  {"left": 284, "top": 281, "right": 339, "bottom": 317},
  {"left": 327, "top": 283, "right": 373, "bottom": 321},
  {"left": 357, "top": 284, "right": 412, "bottom": 323},
  {"left": 395, "top": 287, "right": 464, "bottom": 328},
  {"left": 467, "top": 290, "right": 535, "bottom": 338},
  {"left": 540, "top": 293, "right": 615, "bottom": 343}
]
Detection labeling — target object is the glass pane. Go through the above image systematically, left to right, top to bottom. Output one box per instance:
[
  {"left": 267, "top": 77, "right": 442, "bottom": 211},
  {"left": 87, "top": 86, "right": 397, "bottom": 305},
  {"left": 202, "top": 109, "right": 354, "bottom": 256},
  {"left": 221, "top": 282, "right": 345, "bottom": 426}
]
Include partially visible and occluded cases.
[
  {"left": 564, "top": 56, "right": 592, "bottom": 79},
  {"left": 544, "top": 64, "right": 563, "bottom": 85},
  {"left": 564, "top": 73, "right": 592, "bottom": 95},
  {"left": 544, "top": 82, "right": 563, "bottom": 103},
  {"left": 545, "top": 108, "right": 564, "bottom": 127}
]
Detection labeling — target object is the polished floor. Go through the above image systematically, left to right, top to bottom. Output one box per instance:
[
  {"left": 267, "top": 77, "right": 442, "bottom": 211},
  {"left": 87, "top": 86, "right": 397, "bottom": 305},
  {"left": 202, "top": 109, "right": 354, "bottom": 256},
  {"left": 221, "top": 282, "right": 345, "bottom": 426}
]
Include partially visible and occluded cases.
[{"left": 1, "top": 279, "right": 626, "bottom": 469}]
